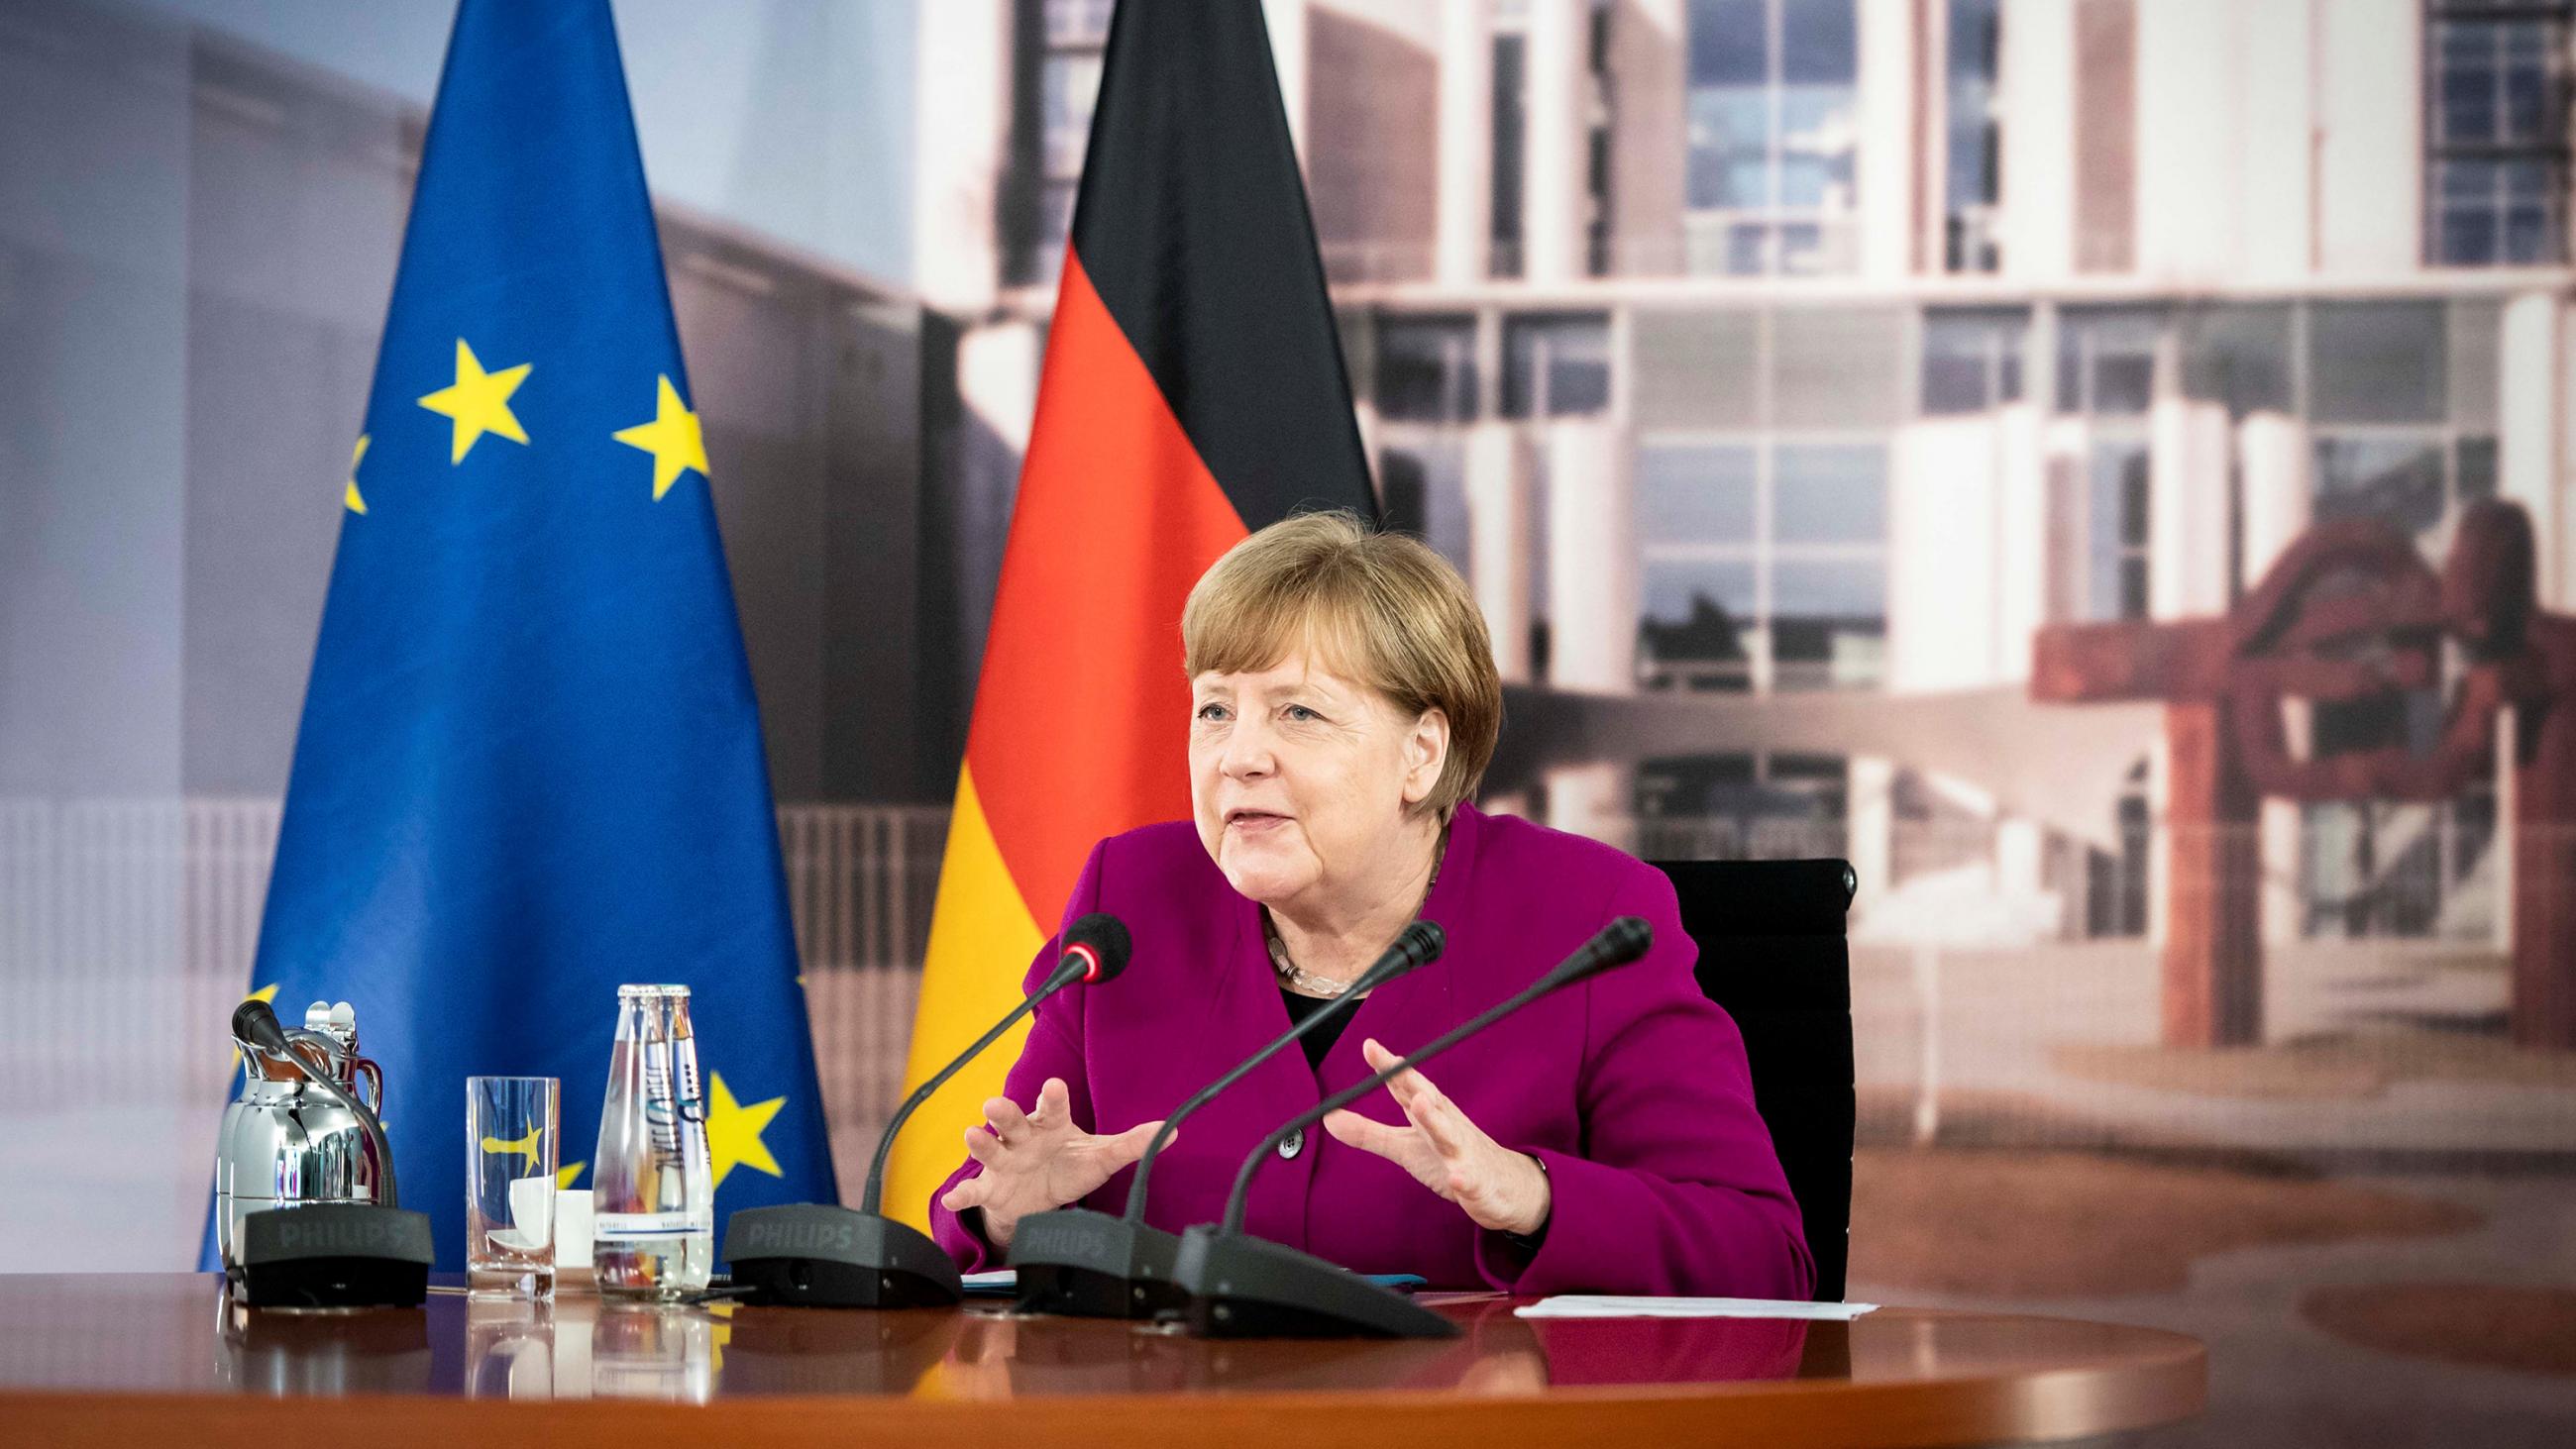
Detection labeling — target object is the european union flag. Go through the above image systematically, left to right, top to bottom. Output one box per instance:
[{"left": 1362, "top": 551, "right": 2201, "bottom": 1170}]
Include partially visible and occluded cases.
[{"left": 204, "top": 0, "right": 834, "bottom": 1271}]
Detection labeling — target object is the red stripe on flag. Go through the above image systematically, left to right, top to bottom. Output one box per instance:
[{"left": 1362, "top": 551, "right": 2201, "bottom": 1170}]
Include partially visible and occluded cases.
[{"left": 964, "top": 253, "right": 1252, "bottom": 922}]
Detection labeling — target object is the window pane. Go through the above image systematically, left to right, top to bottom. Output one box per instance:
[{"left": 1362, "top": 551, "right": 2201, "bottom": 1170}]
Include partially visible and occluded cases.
[
  {"left": 1044, "top": 0, "right": 1114, "bottom": 48},
  {"left": 1689, "top": 0, "right": 1769, "bottom": 87},
  {"left": 1781, "top": 0, "right": 1858, "bottom": 83},
  {"left": 1944, "top": 0, "right": 2003, "bottom": 268},
  {"left": 2425, "top": 17, "right": 2569, "bottom": 267},
  {"left": 2504, "top": 22, "right": 2550, "bottom": 142},
  {"left": 2438, "top": 24, "right": 2501, "bottom": 145},
  {"left": 1491, "top": 35, "right": 1526, "bottom": 256},
  {"left": 1042, "top": 52, "right": 1102, "bottom": 177},
  {"left": 1777, "top": 88, "right": 1857, "bottom": 206},
  {"left": 1687, "top": 89, "right": 1772, "bottom": 209},
  {"left": 2438, "top": 179, "right": 2502, "bottom": 265},
  {"left": 1033, "top": 180, "right": 1078, "bottom": 284},
  {"left": 1725, "top": 221, "right": 1770, "bottom": 274},
  {"left": 1779, "top": 221, "right": 1836, "bottom": 274},
  {"left": 2450, "top": 300, "right": 2502, "bottom": 429},
  {"left": 2309, "top": 302, "right": 2446, "bottom": 425},
  {"left": 2181, "top": 304, "right": 2293, "bottom": 414},
  {"left": 2061, "top": 308, "right": 2161, "bottom": 415},
  {"left": 1923, "top": 309, "right": 2027, "bottom": 414},
  {"left": 1503, "top": 315, "right": 1611, "bottom": 417},
  {"left": 1375, "top": 316, "right": 1478, "bottom": 422},
  {"left": 2313, "top": 436, "right": 2447, "bottom": 535},
  {"left": 2458, "top": 436, "right": 2499, "bottom": 501},
  {"left": 1377, "top": 442, "right": 1471, "bottom": 572},
  {"left": 2088, "top": 442, "right": 2149, "bottom": 622},
  {"left": 1639, "top": 444, "right": 1758, "bottom": 543},
  {"left": 1774, "top": 444, "right": 1885, "bottom": 544},
  {"left": 1642, "top": 559, "right": 1759, "bottom": 688},
  {"left": 1644, "top": 559, "right": 1758, "bottom": 625},
  {"left": 1771, "top": 559, "right": 1886, "bottom": 687},
  {"left": 1772, "top": 559, "right": 1883, "bottom": 618},
  {"left": 1635, "top": 754, "right": 1760, "bottom": 819}
]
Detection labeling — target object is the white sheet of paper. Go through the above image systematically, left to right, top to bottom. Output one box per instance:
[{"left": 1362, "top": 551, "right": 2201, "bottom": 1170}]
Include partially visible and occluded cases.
[{"left": 1515, "top": 1295, "right": 1878, "bottom": 1320}]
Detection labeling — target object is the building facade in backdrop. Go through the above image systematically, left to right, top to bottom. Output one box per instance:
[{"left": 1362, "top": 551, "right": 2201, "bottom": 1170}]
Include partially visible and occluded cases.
[{"left": 918, "top": 0, "right": 2576, "bottom": 951}]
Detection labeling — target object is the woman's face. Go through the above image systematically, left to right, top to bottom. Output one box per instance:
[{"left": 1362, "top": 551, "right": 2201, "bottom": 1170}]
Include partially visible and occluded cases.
[{"left": 1188, "top": 653, "right": 1448, "bottom": 917}]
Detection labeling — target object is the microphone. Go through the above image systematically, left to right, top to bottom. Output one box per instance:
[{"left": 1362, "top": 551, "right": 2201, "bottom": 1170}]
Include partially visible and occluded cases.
[
  {"left": 861, "top": 910, "right": 1130, "bottom": 1215},
  {"left": 723, "top": 911, "right": 1132, "bottom": 1309},
  {"left": 1173, "top": 916, "right": 1655, "bottom": 1339},
  {"left": 1008, "top": 919, "right": 1445, "bottom": 1319},
  {"left": 231, "top": 997, "right": 293, "bottom": 1058},
  {"left": 233, "top": 997, "right": 399, "bottom": 1209}
]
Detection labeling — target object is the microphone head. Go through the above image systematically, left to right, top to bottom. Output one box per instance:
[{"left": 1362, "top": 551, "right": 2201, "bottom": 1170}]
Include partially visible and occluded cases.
[
  {"left": 1062, "top": 912, "right": 1134, "bottom": 983},
  {"left": 1595, "top": 915, "right": 1653, "bottom": 966},
  {"left": 1555, "top": 916, "right": 1653, "bottom": 985},
  {"left": 1347, "top": 919, "right": 1445, "bottom": 993},
  {"left": 232, "top": 996, "right": 291, "bottom": 1055}
]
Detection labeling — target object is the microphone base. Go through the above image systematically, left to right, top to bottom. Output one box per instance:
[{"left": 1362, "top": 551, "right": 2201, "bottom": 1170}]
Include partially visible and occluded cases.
[
  {"left": 230, "top": 1203, "right": 433, "bottom": 1309},
  {"left": 721, "top": 1204, "right": 963, "bottom": 1309},
  {"left": 1006, "top": 1208, "right": 1187, "bottom": 1319},
  {"left": 1172, "top": 1225, "right": 1456, "bottom": 1339}
]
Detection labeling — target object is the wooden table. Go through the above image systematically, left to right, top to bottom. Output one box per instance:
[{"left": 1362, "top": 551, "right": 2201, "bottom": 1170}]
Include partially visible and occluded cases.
[{"left": 0, "top": 1274, "right": 2203, "bottom": 1447}]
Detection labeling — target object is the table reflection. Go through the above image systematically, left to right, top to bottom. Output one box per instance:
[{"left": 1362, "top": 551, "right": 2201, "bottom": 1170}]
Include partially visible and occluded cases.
[
  {"left": 0, "top": 1275, "right": 2207, "bottom": 1445},
  {"left": 0, "top": 1277, "right": 2001, "bottom": 1406},
  {"left": 215, "top": 1295, "right": 431, "bottom": 1397}
]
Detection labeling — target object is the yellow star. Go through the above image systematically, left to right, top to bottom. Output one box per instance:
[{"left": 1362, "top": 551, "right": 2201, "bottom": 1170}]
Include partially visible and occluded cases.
[
  {"left": 417, "top": 339, "right": 531, "bottom": 465},
  {"left": 611, "top": 374, "right": 707, "bottom": 500},
  {"left": 345, "top": 435, "right": 370, "bottom": 514},
  {"left": 230, "top": 983, "right": 279, "bottom": 1070},
  {"left": 702, "top": 1072, "right": 785, "bottom": 1190},
  {"left": 556, "top": 1161, "right": 587, "bottom": 1190},
  {"left": 706, "top": 1299, "right": 735, "bottom": 1374}
]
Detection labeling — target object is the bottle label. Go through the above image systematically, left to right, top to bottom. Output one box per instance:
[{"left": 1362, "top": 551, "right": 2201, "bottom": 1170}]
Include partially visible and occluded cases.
[{"left": 593, "top": 1210, "right": 712, "bottom": 1239}]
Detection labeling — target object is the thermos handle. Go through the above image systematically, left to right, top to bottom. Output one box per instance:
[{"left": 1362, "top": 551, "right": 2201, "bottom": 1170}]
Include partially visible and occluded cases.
[{"left": 351, "top": 1055, "right": 384, "bottom": 1113}]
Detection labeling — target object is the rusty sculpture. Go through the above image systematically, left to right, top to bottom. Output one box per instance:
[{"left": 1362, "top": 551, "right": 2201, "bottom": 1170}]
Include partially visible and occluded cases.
[{"left": 2033, "top": 499, "right": 2576, "bottom": 1051}]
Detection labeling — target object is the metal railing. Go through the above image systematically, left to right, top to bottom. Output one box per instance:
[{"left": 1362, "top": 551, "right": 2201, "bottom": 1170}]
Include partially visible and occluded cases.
[
  {"left": 0, "top": 799, "right": 2550, "bottom": 1168},
  {"left": 0, "top": 799, "right": 947, "bottom": 1140}
]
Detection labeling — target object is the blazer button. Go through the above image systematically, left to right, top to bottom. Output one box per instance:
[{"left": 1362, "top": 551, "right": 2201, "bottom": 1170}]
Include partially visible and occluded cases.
[{"left": 1277, "top": 1127, "right": 1306, "bottom": 1161}]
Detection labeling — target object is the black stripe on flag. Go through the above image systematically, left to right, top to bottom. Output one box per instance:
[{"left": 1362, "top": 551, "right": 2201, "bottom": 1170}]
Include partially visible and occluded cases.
[{"left": 1067, "top": 0, "right": 1379, "bottom": 530}]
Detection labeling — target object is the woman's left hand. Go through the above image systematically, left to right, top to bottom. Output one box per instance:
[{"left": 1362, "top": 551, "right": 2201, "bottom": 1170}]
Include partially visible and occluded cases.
[{"left": 1322, "top": 1037, "right": 1551, "bottom": 1237}]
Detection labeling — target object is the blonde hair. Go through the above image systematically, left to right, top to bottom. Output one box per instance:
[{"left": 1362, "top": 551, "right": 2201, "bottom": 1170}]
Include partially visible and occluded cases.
[{"left": 1181, "top": 511, "right": 1501, "bottom": 816}]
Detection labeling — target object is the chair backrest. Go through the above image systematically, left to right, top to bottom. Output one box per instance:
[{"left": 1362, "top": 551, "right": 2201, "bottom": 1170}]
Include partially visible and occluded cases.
[{"left": 1651, "top": 858, "right": 1857, "bottom": 1303}]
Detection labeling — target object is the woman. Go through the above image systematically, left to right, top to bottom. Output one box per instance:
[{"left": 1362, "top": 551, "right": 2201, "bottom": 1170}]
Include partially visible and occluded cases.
[{"left": 929, "top": 512, "right": 1812, "bottom": 1297}]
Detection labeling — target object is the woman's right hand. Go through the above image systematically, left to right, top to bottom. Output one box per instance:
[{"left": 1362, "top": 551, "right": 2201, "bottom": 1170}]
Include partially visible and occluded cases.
[{"left": 937, "top": 1077, "right": 1167, "bottom": 1249}]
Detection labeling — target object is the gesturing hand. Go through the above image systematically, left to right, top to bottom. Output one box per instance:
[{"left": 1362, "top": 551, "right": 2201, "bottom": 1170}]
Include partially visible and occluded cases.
[
  {"left": 1322, "top": 1038, "right": 1551, "bottom": 1237},
  {"left": 936, "top": 1077, "right": 1166, "bottom": 1250}
]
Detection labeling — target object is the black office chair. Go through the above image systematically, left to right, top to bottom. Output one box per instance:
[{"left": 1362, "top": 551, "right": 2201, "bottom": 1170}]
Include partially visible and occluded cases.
[{"left": 1651, "top": 858, "right": 1857, "bottom": 1303}]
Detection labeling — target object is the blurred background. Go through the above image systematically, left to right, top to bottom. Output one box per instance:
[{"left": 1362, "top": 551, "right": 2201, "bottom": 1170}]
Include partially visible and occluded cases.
[{"left": 3, "top": 0, "right": 2572, "bottom": 1442}]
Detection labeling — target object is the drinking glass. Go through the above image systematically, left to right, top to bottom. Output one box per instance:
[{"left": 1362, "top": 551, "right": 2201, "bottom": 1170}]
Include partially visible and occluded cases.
[{"left": 467, "top": 1075, "right": 560, "bottom": 1297}]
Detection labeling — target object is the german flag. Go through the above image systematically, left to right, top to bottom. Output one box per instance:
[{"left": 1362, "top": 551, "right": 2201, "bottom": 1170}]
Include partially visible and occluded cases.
[{"left": 884, "top": 0, "right": 1379, "bottom": 1225}]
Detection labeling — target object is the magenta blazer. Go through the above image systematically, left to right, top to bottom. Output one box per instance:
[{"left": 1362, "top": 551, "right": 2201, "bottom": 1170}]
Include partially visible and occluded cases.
[{"left": 927, "top": 801, "right": 1815, "bottom": 1297}]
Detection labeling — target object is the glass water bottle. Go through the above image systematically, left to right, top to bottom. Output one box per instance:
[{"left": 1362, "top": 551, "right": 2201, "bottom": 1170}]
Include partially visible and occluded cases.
[{"left": 591, "top": 983, "right": 713, "bottom": 1299}]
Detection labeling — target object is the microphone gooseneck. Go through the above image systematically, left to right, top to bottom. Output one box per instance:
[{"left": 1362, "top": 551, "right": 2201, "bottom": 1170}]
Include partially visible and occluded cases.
[
  {"left": 859, "top": 911, "right": 1132, "bottom": 1215},
  {"left": 1217, "top": 916, "right": 1652, "bottom": 1236},
  {"left": 1121, "top": 919, "right": 1443, "bottom": 1222}
]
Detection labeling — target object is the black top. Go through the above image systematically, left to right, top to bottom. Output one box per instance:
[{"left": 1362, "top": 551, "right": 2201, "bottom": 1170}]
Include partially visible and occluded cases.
[{"left": 1279, "top": 988, "right": 1350, "bottom": 1070}]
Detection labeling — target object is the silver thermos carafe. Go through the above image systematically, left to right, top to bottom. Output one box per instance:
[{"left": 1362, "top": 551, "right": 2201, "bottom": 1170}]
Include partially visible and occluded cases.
[{"left": 214, "top": 1000, "right": 391, "bottom": 1272}]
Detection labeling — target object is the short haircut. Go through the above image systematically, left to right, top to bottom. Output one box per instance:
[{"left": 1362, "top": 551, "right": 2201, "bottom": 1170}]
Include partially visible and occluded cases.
[{"left": 1181, "top": 510, "right": 1501, "bottom": 817}]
